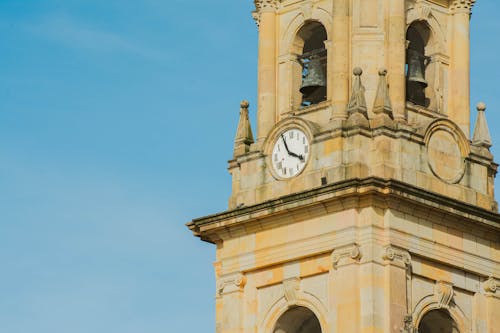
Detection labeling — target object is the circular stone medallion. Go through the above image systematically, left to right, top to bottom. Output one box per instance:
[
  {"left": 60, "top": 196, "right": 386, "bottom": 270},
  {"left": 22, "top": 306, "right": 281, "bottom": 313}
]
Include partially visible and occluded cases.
[{"left": 427, "top": 129, "right": 465, "bottom": 184}]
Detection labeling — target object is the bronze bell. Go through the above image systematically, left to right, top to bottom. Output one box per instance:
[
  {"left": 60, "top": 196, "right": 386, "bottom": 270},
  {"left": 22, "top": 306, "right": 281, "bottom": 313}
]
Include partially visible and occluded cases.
[
  {"left": 407, "top": 48, "right": 428, "bottom": 87},
  {"left": 300, "top": 56, "right": 327, "bottom": 105}
]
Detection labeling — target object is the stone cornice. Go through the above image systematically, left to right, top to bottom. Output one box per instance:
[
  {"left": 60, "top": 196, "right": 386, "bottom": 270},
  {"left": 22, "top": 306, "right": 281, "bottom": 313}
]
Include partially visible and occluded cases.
[
  {"left": 450, "top": 0, "right": 476, "bottom": 13},
  {"left": 187, "top": 177, "right": 500, "bottom": 243}
]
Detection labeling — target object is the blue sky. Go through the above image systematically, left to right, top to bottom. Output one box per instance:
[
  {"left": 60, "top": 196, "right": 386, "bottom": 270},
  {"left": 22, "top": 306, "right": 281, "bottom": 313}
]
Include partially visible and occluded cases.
[{"left": 0, "top": 1, "right": 499, "bottom": 332}]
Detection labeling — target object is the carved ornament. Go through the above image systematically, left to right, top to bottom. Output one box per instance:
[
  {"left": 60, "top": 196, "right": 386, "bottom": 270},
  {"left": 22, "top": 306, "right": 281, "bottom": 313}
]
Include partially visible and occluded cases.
[
  {"left": 252, "top": 0, "right": 280, "bottom": 27},
  {"left": 254, "top": 0, "right": 279, "bottom": 11},
  {"left": 450, "top": 0, "right": 476, "bottom": 13},
  {"left": 300, "top": 1, "right": 313, "bottom": 20},
  {"left": 416, "top": 3, "right": 432, "bottom": 20},
  {"left": 332, "top": 243, "right": 362, "bottom": 269},
  {"left": 382, "top": 246, "right": 412, "bottom": 269},
  {"left": 217, "top": 273, "right": 247, "bottom": 296},
  {"left": 283, "top": 277, "right": 301, "bottom": 306},
  {"left": 483, "top": 277, "right": 499, "bottom": 298},
  {"left": 435, "top": 281, "right": 454, "bottom": 308},
  {"left": 401, "top": 315, "right": 415, "bottom": 333}
]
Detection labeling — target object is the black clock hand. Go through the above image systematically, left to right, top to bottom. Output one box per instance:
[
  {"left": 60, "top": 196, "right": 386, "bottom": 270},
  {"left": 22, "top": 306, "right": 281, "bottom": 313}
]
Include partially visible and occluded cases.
[
  {"left": 281, "top": 134, "right": 291, "bottom": 154},
  {"left": 281, "top": 134, "right": 304, "bottom": 161},
  {"left": 289, "top": 151, "right": 305, "bottom": 161}
]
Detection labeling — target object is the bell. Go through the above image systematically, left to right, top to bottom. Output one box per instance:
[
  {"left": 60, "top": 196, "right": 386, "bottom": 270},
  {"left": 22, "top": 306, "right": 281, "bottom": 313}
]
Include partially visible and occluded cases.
[
  {"left": 407, "top": 48, "right": 428, "bottom": 87},
  {"left": 300, "top": 56, "right": 327, "bottom": 104}
]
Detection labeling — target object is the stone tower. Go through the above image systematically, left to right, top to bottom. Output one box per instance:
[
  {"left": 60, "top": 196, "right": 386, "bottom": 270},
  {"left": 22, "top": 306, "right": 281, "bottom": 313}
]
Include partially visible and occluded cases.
[{"left": 187, "top": 1, "right": 500, "bottom": 332}]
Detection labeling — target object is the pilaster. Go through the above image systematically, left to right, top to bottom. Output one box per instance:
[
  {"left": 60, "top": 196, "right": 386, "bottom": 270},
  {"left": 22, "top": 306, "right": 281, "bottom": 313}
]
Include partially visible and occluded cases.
[
  {"left": 255, "top": 0, "right": 279, "bottom": 144},
  {"left": 330, "top": 0, "right": 350, "bottom": 122},
  {"left": 387, "top": 0, "right": 406, "bottom": 123},
  {"left": 448, "top": 0, "right": 474, "bottom": 138},
  {"left": 216, "top": 272, "right": 247, "bottom": 333}
]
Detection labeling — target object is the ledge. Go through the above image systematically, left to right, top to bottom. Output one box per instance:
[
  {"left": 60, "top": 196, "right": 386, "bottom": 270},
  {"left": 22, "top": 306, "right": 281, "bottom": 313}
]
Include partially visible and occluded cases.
[{"left": 187, "top": 177, "right": 500, "bottom": 243}]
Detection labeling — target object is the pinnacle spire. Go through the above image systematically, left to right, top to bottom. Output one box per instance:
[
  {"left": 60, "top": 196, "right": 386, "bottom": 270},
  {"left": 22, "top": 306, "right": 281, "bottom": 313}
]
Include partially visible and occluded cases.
[
  {"left": 346, "top": 67, "right": 369, "bottom": 128},
  {"left": 347, "top": 67, "right": 368, "bottom": 118},
  {"left": 373, "top": 68, "right": 394, "bottom": 119},
  {"left": 234, "top": 100, "right": 254, "bottom": 157},
  {"left": 472, "top": 102, "right": 492, "bottom": 149}
]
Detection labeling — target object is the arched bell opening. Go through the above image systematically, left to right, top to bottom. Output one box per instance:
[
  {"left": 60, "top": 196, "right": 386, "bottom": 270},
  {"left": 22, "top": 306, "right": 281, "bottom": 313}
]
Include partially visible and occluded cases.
[
  {"left": 406, "top": 21, "right": 432, "bottom": 108},
  {"left": 292, "top": 22, "right": 328, "bottom": 109},
  {"left": 273, "top": 306, "right": 322, "bottom": 333},
  {"left": 418, "top": 309, "right": 460, "bottom": 333}
]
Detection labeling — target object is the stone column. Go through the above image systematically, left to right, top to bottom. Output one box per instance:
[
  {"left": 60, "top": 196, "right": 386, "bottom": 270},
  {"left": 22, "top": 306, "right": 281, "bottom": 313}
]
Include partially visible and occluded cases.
[
  {"left": 255, "top": 0, "right": 278, "bottom": 143},
  {"left": 330, "top": 0, "right": 350, "bottom": 122},
  {"left": 388, "top": 0, "right": 406, "bottom": 123},
  {"left": 449, "top": 1, "right": 473, "bottom": 138}
]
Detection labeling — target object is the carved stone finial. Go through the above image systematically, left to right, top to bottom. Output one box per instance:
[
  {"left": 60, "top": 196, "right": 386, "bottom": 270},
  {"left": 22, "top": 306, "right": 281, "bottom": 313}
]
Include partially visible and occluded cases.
[
  {"left": 346, "top": 67, "right": 369, "bottom": 127},
  {"left": 373, "top": 68, "right": 394, "bottom": 120},
  {"left": 234, "top": 100, "right": 255, "bottom": 157},
  {"left": 472, "top": 102, "right": 492, "bottom": 149}
]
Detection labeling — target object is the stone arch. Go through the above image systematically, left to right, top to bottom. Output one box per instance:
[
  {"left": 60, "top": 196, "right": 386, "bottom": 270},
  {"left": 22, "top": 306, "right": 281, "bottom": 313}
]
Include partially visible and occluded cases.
[
  {"left": 406, "top": 6, "right": 446, "bottom": 54},
  {"left": 281, "top": 8, "right": 332, "bottom": 54},
  {"left": 406, "top": 9, "right": 447, "bottom": 112},
  {"left": 278, "top": 10, "right": 332, "bottom": 113},
  {"left": 259, "top": 291, "right": 328, "bottom": 333},
  {"left": 412, "top": 294, "right": 470, "bottom": 333},
  {"left": 273, "top": 306, "right": 321, "bottom": 333},
  {"left": 418, "top": 309, "right": 460, "bottom": 333}
]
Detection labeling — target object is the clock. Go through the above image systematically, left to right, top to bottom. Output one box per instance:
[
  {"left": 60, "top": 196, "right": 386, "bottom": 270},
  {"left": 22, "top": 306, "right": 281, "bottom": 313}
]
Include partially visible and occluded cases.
[{"left": 271, "top": 128, "right": 310, "bottom": 179}]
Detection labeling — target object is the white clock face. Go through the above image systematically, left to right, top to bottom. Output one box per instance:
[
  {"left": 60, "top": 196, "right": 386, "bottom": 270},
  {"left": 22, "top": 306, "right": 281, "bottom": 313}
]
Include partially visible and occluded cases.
[{"left": 271, "top": 128, "right": 310, "bottom": 179}]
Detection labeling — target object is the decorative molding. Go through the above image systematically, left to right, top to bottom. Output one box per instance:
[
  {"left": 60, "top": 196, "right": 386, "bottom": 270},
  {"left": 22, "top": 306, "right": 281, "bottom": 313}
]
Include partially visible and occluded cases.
[
  {"left": 253, "top": 0, "right": 279, "bottom": 26},
  {"left": 254, "top": 0, "right": 279, "bottom": 11},
  {"left": 450, "top": 0, "right": 476, "bottom": 13},
  {"left": 251, "top": 11, "right": 261, "bottom": 27},
  {"left": 424, "top": 119, "right": 469, "bottom": 185},
  {"left": 331, "top": 243, "right": 362, "bottom": 269},
  {"left": 217, "top": 273, "right": 247, "bottom": 296},
  {"left": 283, "top": 277, "right": 301, "bottom": 306},
  {"left": 483, "top": 277, "right": 499, "bottom": 298},
  {"left": 435, "top": 281, "right": 454, "bottom": 308}
]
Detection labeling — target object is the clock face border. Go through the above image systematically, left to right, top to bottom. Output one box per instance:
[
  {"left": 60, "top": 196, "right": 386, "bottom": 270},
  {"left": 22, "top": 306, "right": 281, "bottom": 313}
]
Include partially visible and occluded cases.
[{"left": 268, "top": 126, "right": 311, "bottom": 180}]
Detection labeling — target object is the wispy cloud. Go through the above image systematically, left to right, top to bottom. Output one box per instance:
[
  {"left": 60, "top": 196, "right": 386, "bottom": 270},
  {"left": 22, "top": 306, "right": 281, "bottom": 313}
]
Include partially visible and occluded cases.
[{"left": 26, "top": 13, "right": 166, "bottom": 61}]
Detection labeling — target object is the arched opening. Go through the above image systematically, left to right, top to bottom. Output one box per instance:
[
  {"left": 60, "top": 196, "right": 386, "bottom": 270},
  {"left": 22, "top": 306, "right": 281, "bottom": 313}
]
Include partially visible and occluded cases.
[
  {"left": 406, "top": 21, "right": 432, "bottom": 108},
  {"left": 293, "top": 22, "right": 327, "bottom": 108},
  {"left": 273, "top": 306, "right": 322, "bottom": 333},
  {"left": 418, "top": 309, "right": 460, "bottom": 333}
]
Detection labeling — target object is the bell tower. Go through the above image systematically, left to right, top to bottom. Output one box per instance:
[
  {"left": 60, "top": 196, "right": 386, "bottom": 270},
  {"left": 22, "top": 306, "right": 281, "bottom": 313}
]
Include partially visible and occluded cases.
[{"left": 188, "top": 1, "right": 499, "bottom": 333}]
